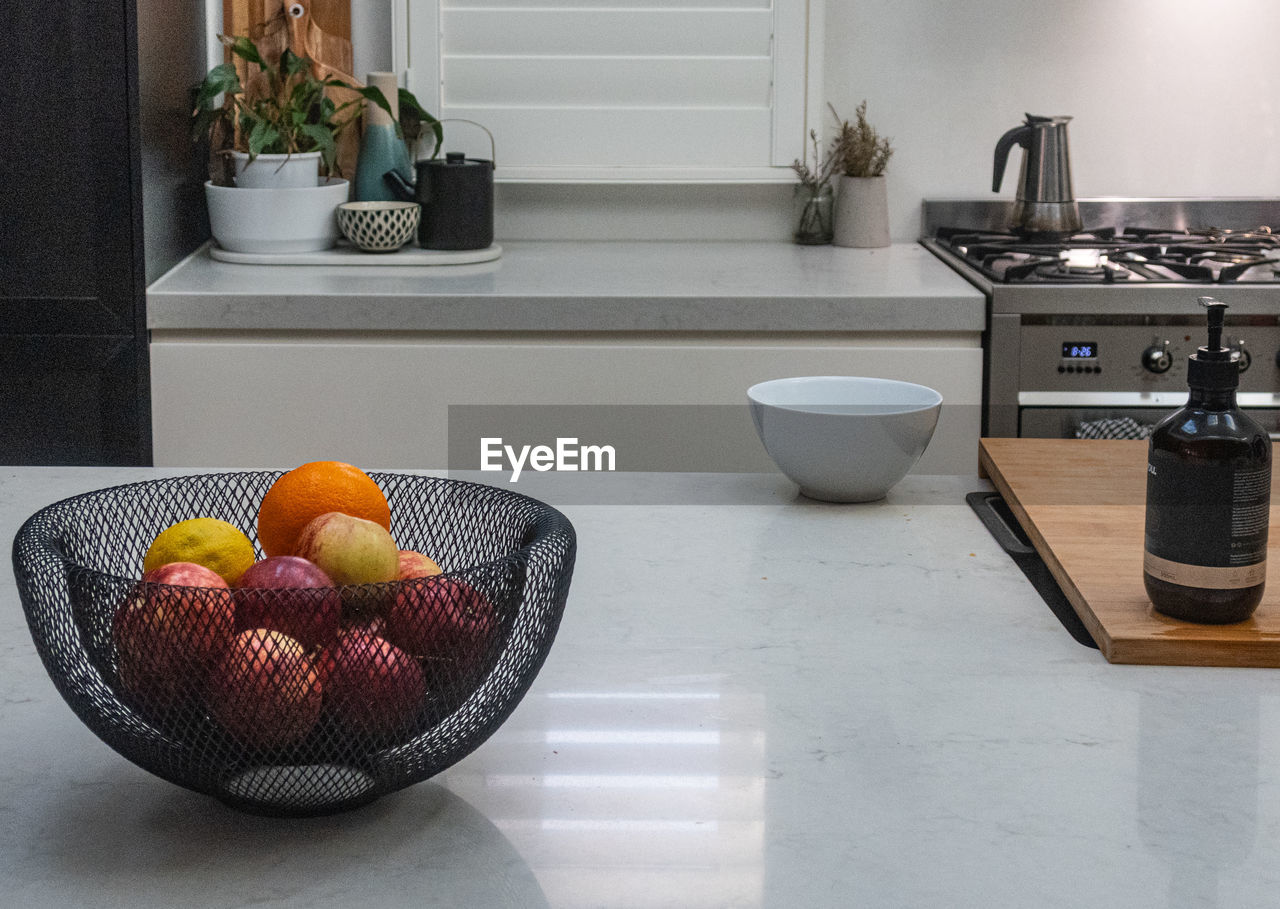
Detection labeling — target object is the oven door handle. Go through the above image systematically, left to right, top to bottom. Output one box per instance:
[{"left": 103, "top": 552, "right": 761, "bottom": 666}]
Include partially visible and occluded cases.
[{"left": 1019, "top": 391, "right": 1280, "bottom": 408}]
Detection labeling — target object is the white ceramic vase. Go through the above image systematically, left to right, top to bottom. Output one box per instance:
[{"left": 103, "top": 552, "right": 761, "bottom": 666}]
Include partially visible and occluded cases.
[
  {"left": 230, "top": 151, "right": 322, "bottom": 189},
  {"left": 833, "top": 175, "right": 891, "bottom": 248}
]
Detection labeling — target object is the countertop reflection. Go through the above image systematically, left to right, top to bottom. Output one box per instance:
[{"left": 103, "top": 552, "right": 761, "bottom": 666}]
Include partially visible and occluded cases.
[{"left": 2, "top": 468, "right": 1278, "bottom": 908}]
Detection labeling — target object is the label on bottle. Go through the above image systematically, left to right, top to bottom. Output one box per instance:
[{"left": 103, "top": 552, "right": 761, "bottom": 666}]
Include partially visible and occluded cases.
[{"left": 1144, "top": 455, "right": 1270, "bottom": 589}]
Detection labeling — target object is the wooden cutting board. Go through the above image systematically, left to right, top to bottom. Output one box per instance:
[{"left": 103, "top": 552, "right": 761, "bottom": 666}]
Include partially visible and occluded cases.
[
  {"left": 222, "top": 1, "right": 360, "bottom": 179},
  {"left": 979, "top": 438, "right": 1280, "bottom": 667}
]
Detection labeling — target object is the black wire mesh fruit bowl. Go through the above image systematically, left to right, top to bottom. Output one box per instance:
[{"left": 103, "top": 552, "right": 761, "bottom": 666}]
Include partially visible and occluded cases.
[{"left": 11, "top": 471, "right": 576, "bottom": 816}]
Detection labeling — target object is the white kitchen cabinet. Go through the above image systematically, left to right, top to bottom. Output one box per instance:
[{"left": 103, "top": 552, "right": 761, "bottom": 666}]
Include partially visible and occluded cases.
[
  {"left": 147, "top": 241, "right": 986, "bottom": 474},
  {"left": 151, "top": 332, "right": 981, "bottom": 473}
]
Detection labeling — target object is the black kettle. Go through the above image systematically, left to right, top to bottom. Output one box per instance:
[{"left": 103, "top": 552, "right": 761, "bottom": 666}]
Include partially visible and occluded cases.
[{"left": 385, "top": 121, "right": 494, "bottom": 251}]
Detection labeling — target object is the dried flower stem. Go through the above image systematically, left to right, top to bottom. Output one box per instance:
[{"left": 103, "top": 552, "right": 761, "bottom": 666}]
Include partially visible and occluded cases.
[
  {"left": 831, "top": 100, "right": 893, "bottom": 178},
  {"left": 791, "top": 128, "right": 842, "bottom": 190}
]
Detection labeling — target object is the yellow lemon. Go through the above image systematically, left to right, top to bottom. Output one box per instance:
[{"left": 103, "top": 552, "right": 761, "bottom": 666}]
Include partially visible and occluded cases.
[{"left": 143, "top": 517, "right": 256, "bottom": 584}]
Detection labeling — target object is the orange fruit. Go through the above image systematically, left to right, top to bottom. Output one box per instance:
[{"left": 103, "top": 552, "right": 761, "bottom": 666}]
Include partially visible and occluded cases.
[{"left": 256, "top": 461, "right": 391, "bottom": 557}]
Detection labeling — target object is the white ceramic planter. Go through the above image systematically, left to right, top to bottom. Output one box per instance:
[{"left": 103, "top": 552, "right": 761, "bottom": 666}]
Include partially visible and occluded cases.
[
  {"left": 230, "top": 151, "right": 322, "bottom": 189},
  {"left": 833, "top": 175, "right": 891, "bottom": 248},
  {"left": 205, "top": 178, "right": 349, "bottom": 254}
]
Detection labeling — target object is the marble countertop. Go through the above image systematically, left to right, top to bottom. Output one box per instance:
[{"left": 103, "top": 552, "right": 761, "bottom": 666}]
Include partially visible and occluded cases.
[
  {"left": 145, "top": 241, "right": 985, "bottom": 333},
  {"left": 4, "top": 467, "right": 1275, "bottom": 908}
]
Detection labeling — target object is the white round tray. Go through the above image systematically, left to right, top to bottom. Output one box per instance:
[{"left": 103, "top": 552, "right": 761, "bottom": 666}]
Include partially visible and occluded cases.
[{"left": 209, "top": 242, "right": 502, "bottom": 266}]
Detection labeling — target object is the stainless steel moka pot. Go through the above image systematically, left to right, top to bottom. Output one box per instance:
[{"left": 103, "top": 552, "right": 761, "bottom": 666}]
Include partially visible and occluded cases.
[{"left": 992, "top": 114, "right": 1082, "bottom": 237}]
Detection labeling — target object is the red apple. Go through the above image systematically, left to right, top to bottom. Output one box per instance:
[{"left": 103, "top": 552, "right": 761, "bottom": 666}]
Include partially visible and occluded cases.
[
  {"left": 294, "top": 511, "right": 399, "bottom": 586},
  {"left": 398, "top": 549, "right": 443, "bottom": 579},
  {"left": 234, "top": 556, "right": 342, "bottom": 649},
  {"left": 113, "top": 562, "right": 235, "bottom": 708},
  {"left": 386, "top": 576, "right": 496, "bottom": 675},
  {"left": 344, "top": 614, "right": 386, "bottom": 638},
  {"left": 312, "top": 616, "right": 385, "bottom": 688},
  {"left": 208, "top": 628, "right": 322, "bottom": 749},
  {"left": 325, "top": 629, "right": 426, "bottom": 738},
  {"left": 311, "top": 643, "right": 337, "bottom": 690}
]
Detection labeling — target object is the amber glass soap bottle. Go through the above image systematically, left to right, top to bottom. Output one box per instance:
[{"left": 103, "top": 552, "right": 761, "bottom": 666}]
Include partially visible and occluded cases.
[{"left": 1143, "top": 296, "right": 1272, "bottom": 623}]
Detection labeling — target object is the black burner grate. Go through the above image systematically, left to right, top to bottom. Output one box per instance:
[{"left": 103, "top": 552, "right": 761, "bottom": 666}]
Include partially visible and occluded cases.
[{"left": 937, "top": 225, "right": 1280, "bottom": 284}]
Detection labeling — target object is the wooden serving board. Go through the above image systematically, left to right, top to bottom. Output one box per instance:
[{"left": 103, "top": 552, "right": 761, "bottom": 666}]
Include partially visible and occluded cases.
[
  {"left": 223, "top": 1, "right": 360, "bottom": 178},
  {"left": 979, "top": 438, "right": 1280, "bottom": 667}
]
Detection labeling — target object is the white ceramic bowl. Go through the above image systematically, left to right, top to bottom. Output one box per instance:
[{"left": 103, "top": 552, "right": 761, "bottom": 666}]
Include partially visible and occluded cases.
[
  {"left": 205, "top": 178, "right": 349, "bottom": 254},
  {"left": 337, "top": 201, "right": 421, "bottom": 252},
  {"left": 747, "top": 376, "right": 943, "bottom": 502}
]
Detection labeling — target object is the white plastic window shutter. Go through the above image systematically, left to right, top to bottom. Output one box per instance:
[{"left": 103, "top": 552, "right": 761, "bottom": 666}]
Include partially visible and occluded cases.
[{"left": 395, "top": 0, "right": 818, "bottom": 182}]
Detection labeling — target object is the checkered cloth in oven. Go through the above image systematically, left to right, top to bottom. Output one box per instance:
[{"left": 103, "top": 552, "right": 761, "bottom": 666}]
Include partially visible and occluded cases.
[{"left": 1075, "top": 416, "right": 1153, "bottom": 440}]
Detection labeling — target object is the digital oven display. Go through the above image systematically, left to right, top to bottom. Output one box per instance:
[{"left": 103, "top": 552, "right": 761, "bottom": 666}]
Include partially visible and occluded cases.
[{"left": 1062, "top": 342, "right": 1098, "bottom": 359}]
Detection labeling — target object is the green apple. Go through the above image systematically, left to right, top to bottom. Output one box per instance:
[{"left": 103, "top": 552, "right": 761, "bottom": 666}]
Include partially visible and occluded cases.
[{"left": 293, "top": 511, "right": 399, "bottom": 586}]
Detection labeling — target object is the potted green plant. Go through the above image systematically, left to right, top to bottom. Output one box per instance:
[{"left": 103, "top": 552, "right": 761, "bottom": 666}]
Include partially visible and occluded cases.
[
  {"left": 191, "top": 34, "right": 402, "bottom": 188},
  {"left": 192, "top": 35, "right": 441, "bottom": 254},
  {"left": 830, "top": 101, "right": 894, "bottom": 248}
]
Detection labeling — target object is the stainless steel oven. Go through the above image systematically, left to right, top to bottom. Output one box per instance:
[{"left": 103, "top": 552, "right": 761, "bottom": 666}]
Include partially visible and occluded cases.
[{"left": 921, "top": 199, "right": 1280, "bottom": 441}]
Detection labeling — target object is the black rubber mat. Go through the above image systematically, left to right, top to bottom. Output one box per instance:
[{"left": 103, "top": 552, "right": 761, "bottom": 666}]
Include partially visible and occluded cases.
[{"left": 966, "top": 490, "right": 1098, "bottom": 650}]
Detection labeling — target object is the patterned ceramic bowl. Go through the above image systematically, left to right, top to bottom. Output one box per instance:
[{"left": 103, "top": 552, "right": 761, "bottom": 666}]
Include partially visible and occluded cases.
[{"left": 337, "top": 201, "right": 421, "bottom": 252}]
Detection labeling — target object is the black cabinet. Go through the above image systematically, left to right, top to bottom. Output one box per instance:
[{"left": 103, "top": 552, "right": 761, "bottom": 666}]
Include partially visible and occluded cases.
[{"left": 0, "top": 0, "right": 151, "bottom": 464}]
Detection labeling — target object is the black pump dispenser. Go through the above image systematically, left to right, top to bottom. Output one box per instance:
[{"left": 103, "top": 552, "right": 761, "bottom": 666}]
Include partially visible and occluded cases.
[
  {"left": 1142, "top": 296, "right": 1272, "bottom": 623},
  {"left": 1186, "top": 296, "right": 1239, "bottom": 392}
]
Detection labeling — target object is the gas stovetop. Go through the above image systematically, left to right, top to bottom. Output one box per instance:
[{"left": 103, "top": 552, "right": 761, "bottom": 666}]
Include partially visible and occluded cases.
[
  {"left": 920, "top": 199, "right": 1280, "bottom": 316},
  {"left": 934, "top": 225, "right": 1280, "bottom": 285}
]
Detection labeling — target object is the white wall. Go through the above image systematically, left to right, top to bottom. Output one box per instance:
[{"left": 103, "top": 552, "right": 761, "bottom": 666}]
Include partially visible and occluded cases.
[
  {"left": 353, "top": 0, "right": 1280, "bottom": 242},
  {"left": 825, "top": 0, "right": 1280, "bottom": 241},
  {"left": 350, "top": 3, "right": 393, "bottom": 76}
]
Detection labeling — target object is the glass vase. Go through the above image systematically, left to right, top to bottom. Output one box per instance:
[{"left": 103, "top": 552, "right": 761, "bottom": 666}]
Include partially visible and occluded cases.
[{"left": 792, "top": 183, "right": 834, "bottom": 245}]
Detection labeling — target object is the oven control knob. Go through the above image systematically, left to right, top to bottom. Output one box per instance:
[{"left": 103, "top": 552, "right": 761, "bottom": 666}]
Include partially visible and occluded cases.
[
  {"left": 1142, "top": 340, "right": 1172, "bottom": 374},
  {"left": 1231, "top": 340, "right": 1251, "bottom": 373}
]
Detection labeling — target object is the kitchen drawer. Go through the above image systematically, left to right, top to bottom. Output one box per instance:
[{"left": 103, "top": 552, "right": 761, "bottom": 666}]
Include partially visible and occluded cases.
[{"left": 150, "top": 332, "right": 982, "bottom": 474}]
